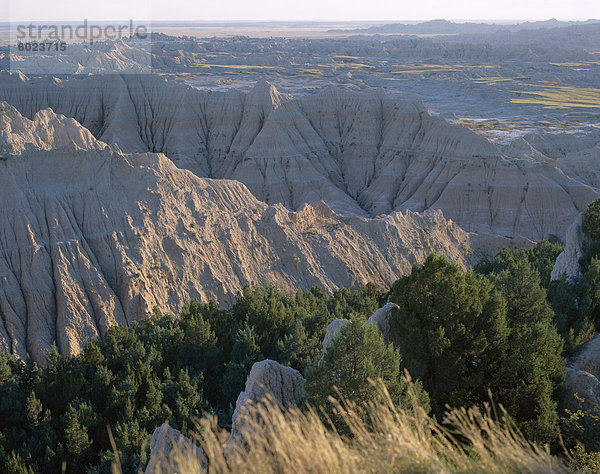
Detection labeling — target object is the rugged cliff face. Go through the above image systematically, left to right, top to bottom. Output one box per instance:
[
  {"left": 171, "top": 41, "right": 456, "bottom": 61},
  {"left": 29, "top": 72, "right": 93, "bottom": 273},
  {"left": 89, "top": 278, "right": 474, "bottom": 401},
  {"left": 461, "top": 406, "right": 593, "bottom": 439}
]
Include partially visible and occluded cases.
[
  {"left": 1, "top": 73, "right": 597, "bottom": 242},
  {"left": 0, "top": 103, "right": 472, "bottom": 362},
  {"left": 558, "top": 145, "right": 600, "bottom": 189},
  {"left": 551, "top": 213, "right": 587, "bottom": 282}
]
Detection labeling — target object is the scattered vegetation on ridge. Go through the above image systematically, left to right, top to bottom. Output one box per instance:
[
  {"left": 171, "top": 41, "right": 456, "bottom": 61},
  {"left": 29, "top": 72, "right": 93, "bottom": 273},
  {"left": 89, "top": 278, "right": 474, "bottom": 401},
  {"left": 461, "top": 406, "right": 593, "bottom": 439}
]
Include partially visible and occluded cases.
[{"left": 6, "top": 198, "right": 600, "bottom": 471}]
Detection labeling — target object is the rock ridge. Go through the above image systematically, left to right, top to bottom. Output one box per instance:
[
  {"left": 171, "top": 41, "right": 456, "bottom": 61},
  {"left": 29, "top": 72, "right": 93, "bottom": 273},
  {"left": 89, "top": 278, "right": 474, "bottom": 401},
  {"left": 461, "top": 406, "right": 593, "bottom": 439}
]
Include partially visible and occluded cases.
[
  {"left": 1, "top": 74, "right": 597, "bottom": 241},
  {"left": 0, "top": 104, "right": 472, "bottom": 362}
]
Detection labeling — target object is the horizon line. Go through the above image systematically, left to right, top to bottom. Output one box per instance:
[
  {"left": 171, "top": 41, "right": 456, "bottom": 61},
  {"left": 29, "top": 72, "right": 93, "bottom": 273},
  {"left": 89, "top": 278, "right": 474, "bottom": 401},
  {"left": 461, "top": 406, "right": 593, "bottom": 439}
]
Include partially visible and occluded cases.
[{"left": 2, "top": 17, "right": 599, "bottom": 24}]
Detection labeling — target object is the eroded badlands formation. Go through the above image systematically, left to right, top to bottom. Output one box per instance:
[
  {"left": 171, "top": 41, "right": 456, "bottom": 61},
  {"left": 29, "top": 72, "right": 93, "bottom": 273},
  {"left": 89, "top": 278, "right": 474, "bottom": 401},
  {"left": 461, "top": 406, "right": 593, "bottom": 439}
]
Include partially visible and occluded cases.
[
  {"left": 1, "top": 72, "right": 597, "bottom": 242},
  {"left": 0, "top": 103, "right": 472, "bottom": 362}
]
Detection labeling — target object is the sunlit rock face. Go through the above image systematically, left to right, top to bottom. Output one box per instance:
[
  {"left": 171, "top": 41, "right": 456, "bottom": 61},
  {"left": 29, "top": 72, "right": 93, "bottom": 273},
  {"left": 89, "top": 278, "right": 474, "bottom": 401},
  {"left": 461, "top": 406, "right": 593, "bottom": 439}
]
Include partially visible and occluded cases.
[
  {"left": 1, "top": 73, "right": 597, "bottom": 242},
  {"left": 0, "top": 102, "right": 471, "bottom": 362},
  {"left": 551, "top": 213, "right": 587, "bottom": 283},
  {"left": 228, "top": 359, "right": 306, "bottom": 448},
  {"left": 145, "top": 423, "right": 206, "bottom": 474}
]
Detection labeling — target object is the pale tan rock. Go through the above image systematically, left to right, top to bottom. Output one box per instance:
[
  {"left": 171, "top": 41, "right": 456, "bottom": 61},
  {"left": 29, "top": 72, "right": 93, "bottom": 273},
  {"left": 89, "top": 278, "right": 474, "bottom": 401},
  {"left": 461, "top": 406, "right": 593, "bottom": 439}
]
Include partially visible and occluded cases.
[
  {"left": 9, "top": 40, "right": 152, "bottom": 75},
  {"left": 2, "top": 74, "right": 597, "bottom": 242},
  {"left": 0, "top": 103, "right": 102, "bottom": 155},
  {"left": 0, "top": 104, "right": 473, "bottom": 362},
  {"left": 524, "top": 132, "right": 598, "bottom": 160},
  {"left": 558, "top": 145, "right": 600, "bottom": 188},
  {"left": 551, "top": 213, "right": 586, "bottom": 282},
  {"left": 469, "top": 233, "right": 536, "bottom": 263},
  {"left": 320, "top": 304, "right": 401, "bottom": 358},
  {"left": 319, "top": 319, "right": 351, "bottom": 363},
  {"left": 568, "top": 333, "right": 600, "bottom": 377},
  {"left": 563, "top": 334, "right": 600, "bottom": 412},
  {"left": 228, "top": 360, "right": 306, "bottom": 445},
  {"left": 563, "top": 370, "right": 600, "bottom": 413},
  {"left": 145, "top": 423, "right": 206, "bottom": 474}
]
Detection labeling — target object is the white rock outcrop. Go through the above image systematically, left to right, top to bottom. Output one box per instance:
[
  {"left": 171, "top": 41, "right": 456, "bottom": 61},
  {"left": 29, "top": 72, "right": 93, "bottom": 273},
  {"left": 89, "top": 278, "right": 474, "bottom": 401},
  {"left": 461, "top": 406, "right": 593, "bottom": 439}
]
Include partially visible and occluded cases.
[
  {"left": 7, "top": 39, "right": 152, "bottom": 75},
  {"left": 0, "top": 103, "right": 473, "bottom": 362},
  {"left": 0, "top": 104, "right": 102, "bottom": 155},
  {"left": 551, "top": 213, "right": 586, "bottom": 282},
  {"left": 367, "top": 302, "right": 400, "bottom": 347},
  {"left": 318, "top": 303, "right": 409, "bottom": 364},
  {"left": 320, "top": 304, "right": 401, "bottom": 363},
  {"left": 319, "top": 319, "right": 351, "bottom": 363},
  {"left": 229, "top": 360, "right": 306, "bottom": 443},
  {"left": 563, "top": 370, "right": 600, "bottom": 413},
  {"left": 145, "top": 423, "right": 206, "bottom": 474}
]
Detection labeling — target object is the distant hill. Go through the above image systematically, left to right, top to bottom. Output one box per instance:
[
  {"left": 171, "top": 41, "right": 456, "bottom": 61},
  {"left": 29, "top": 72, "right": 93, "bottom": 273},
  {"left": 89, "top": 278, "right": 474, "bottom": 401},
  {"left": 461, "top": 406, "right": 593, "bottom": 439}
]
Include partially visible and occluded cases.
[{"left": 331, "top": 18, "right": 600, "bottom": 36}]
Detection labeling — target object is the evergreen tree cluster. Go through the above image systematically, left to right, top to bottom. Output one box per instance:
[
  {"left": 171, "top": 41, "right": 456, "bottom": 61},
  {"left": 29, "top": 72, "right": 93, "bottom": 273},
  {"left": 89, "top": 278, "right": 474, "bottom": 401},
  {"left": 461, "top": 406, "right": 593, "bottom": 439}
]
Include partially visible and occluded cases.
[
  {"left": 5, "top": 197, "right": 600, "bottom": 471},
  {"left": 390, "top": 253, "right": 564, "bottom": 444},
  {"left": 0, "top": 285, "right": 383, "bottom": 473}
]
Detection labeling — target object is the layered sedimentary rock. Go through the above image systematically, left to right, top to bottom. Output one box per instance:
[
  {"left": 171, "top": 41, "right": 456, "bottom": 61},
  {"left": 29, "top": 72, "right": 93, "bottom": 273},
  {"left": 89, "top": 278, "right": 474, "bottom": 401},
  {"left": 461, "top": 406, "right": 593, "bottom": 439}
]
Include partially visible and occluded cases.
[
  {"left": 6, "top": 38, "right": 152, "bottom": 75},
  {"left": 1, "top": 72, "right": 597, "bottom": 242},
  {"left": 0, "top": 103, "right": 471, "bottom": 362},
  {"left": 0, "top": 103, "right": 102, "bottom": 154},
  {"left": 524, "top": 132, "right": 600, "bottom": 161},
  {"left": 557, "top": 145, "right": 600, "bottom": 189},
  {"left": 551, "top": 213, "right": 587, "bottom": 282},
  {"left": 319, "top": 319, "right": 351, "bottom": 363},
  {"left": 229, "top": 360, "right": 306, "bottom": 445},
  {"left": 145, "top": 423, "right": 206, "bottom": 474}
]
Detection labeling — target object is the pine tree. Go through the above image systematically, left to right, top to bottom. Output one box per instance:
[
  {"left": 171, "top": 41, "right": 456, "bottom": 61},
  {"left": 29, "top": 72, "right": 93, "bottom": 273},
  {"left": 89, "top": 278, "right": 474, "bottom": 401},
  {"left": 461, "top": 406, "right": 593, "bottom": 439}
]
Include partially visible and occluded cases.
[
  {"left": 583, "top": 198, "right": 600, "bottom": 241},
  {"left": 389, "top": 254, "right": 508, "bottom": 411},
  {"left": 391, "top": 254, "right": 565, "bottom": 444},
  {"left": 489, "top": 258, "right": 565, "bottom": 443},
  {"left": 581, "top": 258, "right": 600, "bottom": 328},
  {"left": 548, "top": 276, "right": 594, "bottom": 355},
  {"left": 305, "top": 318, "right": 429, "bottom": 426},
  {"left": 276, "top": 321, "right": 321, "bottom": 372},
  {"left": 221, "top": 323, "right": 263, "bottom": 404},
  {"left": 25, "top": 392, "right": 42, "bottom": 427},
  {"left": 64, "top": 405, "right": 92, "bottom": 456},
  {"left": 5, "top": 451, "right": 35, "bottom": 474}
]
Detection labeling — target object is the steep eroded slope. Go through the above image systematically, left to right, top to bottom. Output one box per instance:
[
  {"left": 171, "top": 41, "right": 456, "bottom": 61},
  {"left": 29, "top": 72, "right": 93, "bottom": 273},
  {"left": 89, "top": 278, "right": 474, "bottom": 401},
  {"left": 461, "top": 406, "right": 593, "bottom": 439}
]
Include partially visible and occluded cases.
[{"left": 0, "top": 103, "right": 471, "bottom": 362}]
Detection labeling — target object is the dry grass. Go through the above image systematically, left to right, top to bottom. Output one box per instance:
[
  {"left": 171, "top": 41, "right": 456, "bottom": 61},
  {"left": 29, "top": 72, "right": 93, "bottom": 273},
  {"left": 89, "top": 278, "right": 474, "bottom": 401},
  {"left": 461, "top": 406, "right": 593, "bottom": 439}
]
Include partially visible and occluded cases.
[
  {"left": 189, "top": 64, "right": 280, "bottom": 70},
  {"left": 471, "top": 77, "right": 516, "bottom": 84},
  {"left": 510, "top": 85, "right": 600, "bottom": 109},
  {"left": 130, "top": 376, "right": 571, "bottom": 473}
]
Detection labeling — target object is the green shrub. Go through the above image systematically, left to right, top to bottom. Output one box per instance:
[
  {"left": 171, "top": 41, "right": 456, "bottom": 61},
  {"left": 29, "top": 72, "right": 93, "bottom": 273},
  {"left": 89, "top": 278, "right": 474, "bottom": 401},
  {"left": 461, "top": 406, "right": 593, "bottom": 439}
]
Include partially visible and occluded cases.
[
  {"left": 583, "top": 198, "right": 600, "bottom": 241},
  {"left": 390, "top": 254, "right": 565, "bottom": 444},
  {"left": 305, "top": 318, "right": 429, "bottom": 428}
]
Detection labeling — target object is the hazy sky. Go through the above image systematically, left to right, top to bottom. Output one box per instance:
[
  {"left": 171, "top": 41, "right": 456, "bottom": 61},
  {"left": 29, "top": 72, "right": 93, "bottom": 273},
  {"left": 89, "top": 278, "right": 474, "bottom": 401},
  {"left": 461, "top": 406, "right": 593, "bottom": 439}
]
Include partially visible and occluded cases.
[{"left": 4, "top": 0, "right": 600, "bottom": 22}]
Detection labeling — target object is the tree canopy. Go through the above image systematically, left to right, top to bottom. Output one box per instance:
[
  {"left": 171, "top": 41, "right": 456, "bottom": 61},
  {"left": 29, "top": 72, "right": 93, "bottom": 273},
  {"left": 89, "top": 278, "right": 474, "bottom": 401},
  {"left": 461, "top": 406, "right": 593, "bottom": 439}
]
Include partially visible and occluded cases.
[
  {"left": 1, "top": 236, "right": 600, "bottom": 470},
  {"left": 390, "top": 253, "right": 565, "bottom": 443},
  {"left": 0, "top": 284, "right": 384, "bottom": 473},
  {"left": 305, "top": 317, "right": 429, "bottom": 427}
]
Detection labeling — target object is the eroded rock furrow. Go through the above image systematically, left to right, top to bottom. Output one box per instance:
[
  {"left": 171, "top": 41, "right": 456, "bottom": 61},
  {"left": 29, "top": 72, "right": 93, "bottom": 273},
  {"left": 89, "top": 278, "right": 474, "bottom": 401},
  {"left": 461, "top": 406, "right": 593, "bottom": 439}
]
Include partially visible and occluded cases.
[
  {"left": 1, "top": 72, "right": 597, "bottom": 241},
  {"left": 0, "top": 103, "right": 474, "bottom": 361}
]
